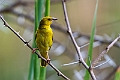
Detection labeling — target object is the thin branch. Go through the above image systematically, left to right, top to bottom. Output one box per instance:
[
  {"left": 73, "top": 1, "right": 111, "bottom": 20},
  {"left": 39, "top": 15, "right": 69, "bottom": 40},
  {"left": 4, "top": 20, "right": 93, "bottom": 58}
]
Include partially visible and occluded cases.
[
  {"left": 1, "top": 0, "right": 120, "bottom": 48},
  {"left": 61, "top": 0, "right": 97, "bottom": 80},
  {"left": 61, "top": 0, "right": 81, "bottom": 63},
  {"left": 61, "top": 0, "right": 85, "bottom": 65},
  {"left": 1, "top": 1, "right": 120, "bottom": 79},
  {"left": 1, "top": 5, "right": 120, "bottom": 49},
  {"left": 8, "top": 10, "right": 120, "bottom": 49},
  {"left": 0, "top": 15, "right": 70, "bottom": 80},
  {"left": 79, "top": 33, "right": 120, "bottom": 48},
  {"left": 92, "top": 35, "right": 120, "bottom": 66},
  {"left": 93, "top": 59, "right": 111, "bottom": 69},
  {"left": 62, "top": 61, "right": 79, "bottom": 66}
]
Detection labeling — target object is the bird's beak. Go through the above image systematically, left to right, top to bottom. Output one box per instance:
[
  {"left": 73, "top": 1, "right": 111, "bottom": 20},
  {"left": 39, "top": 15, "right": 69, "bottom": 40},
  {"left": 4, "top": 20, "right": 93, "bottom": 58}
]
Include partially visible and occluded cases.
[{"left": 52, "top": 17, "right": 58, "bottom": 20}]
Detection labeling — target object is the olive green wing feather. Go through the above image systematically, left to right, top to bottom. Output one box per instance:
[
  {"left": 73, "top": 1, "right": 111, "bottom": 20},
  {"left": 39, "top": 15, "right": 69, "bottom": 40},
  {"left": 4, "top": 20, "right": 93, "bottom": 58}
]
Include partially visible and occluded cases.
[{"left": 49, "top": 35, "right": 53, "bottom": 50}]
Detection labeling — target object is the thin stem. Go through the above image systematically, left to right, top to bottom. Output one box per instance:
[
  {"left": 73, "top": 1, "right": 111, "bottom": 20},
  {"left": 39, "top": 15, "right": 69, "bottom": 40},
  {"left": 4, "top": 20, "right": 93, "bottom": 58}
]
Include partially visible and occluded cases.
[
  {"left": 39, "top": 0, "right": 50, "bottom": 80},
  {"left": 45, "top": 0, "right": 50, "bottom": 16},
  {"left": 61, "top": 0, "right": 97, "bottom": 80},
  {"left": 61, "top": 0, "right": 87, "bottom": 67},
  {"left": 84, "top": 0, "right": 99, "bottom": 80},
  {"left": 34, "top": 1, "right": 40, "bottom": 80},
  {"left": 1, "top": 5, "right": 120, "bottom": 49},
  {"left": 0, "top": 15, "right": 70, "bottom": 80},
  {"left": 92, "top": 35, "right": 120, "bottom": 66},
  {"left": 28, "top": 53, "right": 34, "bottom": 80},
  {"left": 40, "top": 67, "right": 46, "bottom": 80}
]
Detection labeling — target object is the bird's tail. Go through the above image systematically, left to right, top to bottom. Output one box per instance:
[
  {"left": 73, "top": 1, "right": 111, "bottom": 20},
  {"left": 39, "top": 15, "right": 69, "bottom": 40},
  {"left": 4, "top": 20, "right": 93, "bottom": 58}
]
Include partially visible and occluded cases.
[
  {"left": 40, "top": 52, "right": 49, "bottom": 67},
  {"left": 41, "top": 59, "right": 47, "bottom": 67}
]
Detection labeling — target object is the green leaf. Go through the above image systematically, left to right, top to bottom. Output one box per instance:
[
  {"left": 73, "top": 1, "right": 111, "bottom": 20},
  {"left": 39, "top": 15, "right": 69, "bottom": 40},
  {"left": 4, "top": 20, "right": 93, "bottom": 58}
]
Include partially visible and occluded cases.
[
  {"left": 28, "top": 0, "right": 44, "bottom": 80},
  {"left": 39, "top": 0, "right": 50, "bottom": 80},
  {"left": 45, "top": 0, "right": 50, "bottom": 16},
  {"left": 84, "top": 0, "right": 99, "bottom": 80},
  {"left": 40, "top": 67, "right": 46, "bottom": 80},
  {"left": 115, "top": 67, "right": 120, "bottom": 80}
]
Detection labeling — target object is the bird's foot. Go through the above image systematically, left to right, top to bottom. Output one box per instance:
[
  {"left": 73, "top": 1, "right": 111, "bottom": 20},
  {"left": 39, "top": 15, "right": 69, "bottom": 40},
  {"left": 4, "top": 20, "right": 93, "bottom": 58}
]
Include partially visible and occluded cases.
[
  {"left": 32, "top": 48, "right": 39, "bottom": 53},
  {"left": 47, "top": 59, "right": 51, "bottom": 64}
]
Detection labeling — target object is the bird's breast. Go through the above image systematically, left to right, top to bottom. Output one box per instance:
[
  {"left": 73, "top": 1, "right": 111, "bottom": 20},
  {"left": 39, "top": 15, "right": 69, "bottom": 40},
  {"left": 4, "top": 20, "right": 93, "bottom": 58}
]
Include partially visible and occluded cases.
[{"left": 36, "top": 27, "right": 53, "bottom": 51}]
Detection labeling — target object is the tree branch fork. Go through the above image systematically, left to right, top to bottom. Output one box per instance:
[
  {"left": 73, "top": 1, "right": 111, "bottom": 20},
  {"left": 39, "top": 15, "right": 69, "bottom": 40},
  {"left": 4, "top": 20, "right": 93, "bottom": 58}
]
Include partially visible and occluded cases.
[
  {"left": 1, "top": 0, "right": 120, "bottom": 79},
  {"left": 61, "top": 0, "right": 120, "bottom": 80}
]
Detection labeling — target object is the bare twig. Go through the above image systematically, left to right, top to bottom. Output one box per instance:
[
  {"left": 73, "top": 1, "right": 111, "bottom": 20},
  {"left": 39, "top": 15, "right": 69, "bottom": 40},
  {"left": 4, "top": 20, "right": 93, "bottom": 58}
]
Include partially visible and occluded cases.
[
  {"left": 61, "top": 0, "right": 97, "bottom": 80},
  {"left": 61, "top": 0, "right": 81, "bottom": 63},
  {"left": 1, "top": 1, "right": 120, "bottom": 79},
  {"left": 1, "top": 4, "right": 120, "bottom": 49},
  {"left": 7, "top": 10, "right": 120, "bottom": 50},
  {"left": 0, "top": 15, "right": 70, "bottom": 80},
  {"left": 92, "top": 35, "right": 120, "bottom": 66},
  {"left": 93, "top": 59, "right": 111, "bottom": 69},
  {"left": 62, "top": 61, "right": 79, "bottom": 66}
]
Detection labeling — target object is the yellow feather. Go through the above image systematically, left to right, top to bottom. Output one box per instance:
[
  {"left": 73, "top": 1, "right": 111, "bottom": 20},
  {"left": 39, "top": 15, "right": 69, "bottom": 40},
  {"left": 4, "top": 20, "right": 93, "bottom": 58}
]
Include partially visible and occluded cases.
[{"left": 35, "top": 16, "right": 57, "bottom": 67}]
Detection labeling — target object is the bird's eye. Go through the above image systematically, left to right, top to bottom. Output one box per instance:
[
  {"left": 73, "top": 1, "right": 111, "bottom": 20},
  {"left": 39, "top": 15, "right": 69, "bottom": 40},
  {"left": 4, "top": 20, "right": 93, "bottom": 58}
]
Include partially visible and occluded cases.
[{"left": 48, "top": 18, "right": 52, "bottom": 21}]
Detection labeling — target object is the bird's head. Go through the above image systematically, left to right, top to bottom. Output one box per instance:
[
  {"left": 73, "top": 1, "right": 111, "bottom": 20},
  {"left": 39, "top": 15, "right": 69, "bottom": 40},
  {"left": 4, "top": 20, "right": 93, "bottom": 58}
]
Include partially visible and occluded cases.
[{"left": 39, "top": 16, "right": 57, "bottom": 26}]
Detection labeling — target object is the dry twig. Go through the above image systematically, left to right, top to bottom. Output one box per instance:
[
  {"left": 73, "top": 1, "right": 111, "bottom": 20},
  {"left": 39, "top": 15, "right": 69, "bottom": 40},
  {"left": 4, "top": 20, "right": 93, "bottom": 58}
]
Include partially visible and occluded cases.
[
  {"left": 61, "top": 0, "right": 96, "bottom": 80},
  {"left": 1, "top": 1, "right": 120, "bottom": 49},
  {"left": 1, "top": 1, "right": 120, "bottom": 80},
  {"left": 0, "top": 15, "right": 70, "bottom": 80},
  {"left": 92, "top": 35, "right": 120, "bottom": 66}
]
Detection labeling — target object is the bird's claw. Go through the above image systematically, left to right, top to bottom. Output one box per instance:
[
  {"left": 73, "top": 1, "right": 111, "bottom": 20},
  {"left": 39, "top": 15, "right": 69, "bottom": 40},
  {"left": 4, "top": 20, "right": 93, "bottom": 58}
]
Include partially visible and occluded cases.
[
  {"left": 32, "top": 48, "right": 39, "bottom": 53},
  {"left": 47, "top": 59, "right": 51, "bottom": 64}
]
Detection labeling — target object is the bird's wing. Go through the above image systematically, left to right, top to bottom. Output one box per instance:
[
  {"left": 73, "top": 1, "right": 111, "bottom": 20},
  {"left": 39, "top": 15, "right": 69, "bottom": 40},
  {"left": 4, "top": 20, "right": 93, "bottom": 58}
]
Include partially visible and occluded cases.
[
  {"left": 35, "top": 30, "right": 37, "bottom": 40},
  {"left": 49, "top": 35, "right": 53, "bottom": 50}
]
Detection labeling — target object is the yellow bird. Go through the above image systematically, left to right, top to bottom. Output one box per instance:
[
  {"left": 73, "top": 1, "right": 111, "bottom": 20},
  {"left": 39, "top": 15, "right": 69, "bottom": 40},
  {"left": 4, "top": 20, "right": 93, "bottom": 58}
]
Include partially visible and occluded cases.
[{"left": 35, "top": 16, "right": 57, "bottom": 67}]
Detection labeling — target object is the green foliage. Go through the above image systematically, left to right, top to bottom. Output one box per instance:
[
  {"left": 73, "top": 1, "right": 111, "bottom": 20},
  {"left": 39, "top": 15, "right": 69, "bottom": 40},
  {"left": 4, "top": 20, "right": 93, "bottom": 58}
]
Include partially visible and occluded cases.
[
  {"left": 28, "top": 0, "right": 44, "bottom": 80},
  {"left": 39, "top": 0, "right": 51, "bottom": 80},
  {"left": 45, "top": 0, "right": 50, "bottom": 16},
  {"left": 84, "top": 0, "right": 99, "bottom": 80},
  {"left": 40, "top": 67, "right": 46, "bottom": 80},
  {"left": 114, "top": 67, "right": 120, "bottom": 80}
]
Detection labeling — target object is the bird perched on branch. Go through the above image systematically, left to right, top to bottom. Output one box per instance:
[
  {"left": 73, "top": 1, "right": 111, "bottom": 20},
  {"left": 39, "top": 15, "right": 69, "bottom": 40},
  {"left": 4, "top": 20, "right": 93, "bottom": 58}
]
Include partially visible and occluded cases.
[{"left": 35, "top": 16, "right": 57, "bottom": 67}]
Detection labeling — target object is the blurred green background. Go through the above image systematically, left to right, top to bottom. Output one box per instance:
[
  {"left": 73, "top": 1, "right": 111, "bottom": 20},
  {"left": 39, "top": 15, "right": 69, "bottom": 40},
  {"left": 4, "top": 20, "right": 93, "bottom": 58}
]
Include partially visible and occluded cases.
[{"left": 0, "top": 0, "right": 120, "bottom": 80}]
